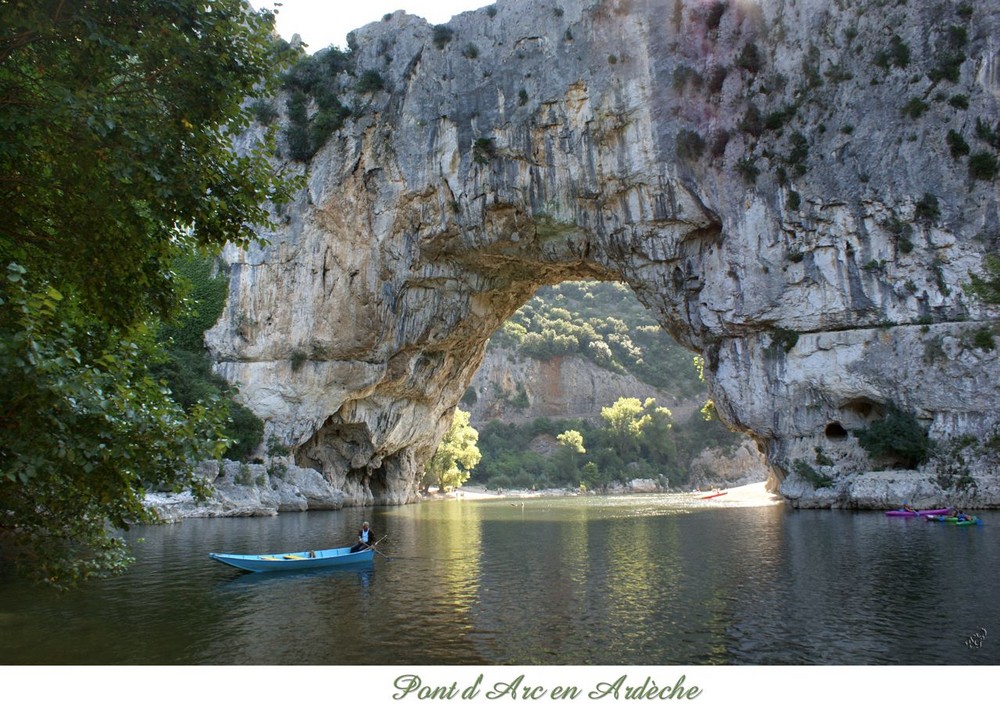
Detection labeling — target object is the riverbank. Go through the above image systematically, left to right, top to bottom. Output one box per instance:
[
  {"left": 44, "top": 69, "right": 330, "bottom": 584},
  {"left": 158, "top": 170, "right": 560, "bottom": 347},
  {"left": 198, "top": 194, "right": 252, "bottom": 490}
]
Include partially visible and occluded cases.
[{"left": 424, "top": 481, "right": 785, "bottom": 507}]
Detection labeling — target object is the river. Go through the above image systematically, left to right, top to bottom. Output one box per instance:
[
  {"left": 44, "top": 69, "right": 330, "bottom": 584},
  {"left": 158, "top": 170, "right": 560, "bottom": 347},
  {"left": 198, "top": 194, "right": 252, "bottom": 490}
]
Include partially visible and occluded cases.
[{"left": 1, "top": 493, "right": 997, "bottom": 665}]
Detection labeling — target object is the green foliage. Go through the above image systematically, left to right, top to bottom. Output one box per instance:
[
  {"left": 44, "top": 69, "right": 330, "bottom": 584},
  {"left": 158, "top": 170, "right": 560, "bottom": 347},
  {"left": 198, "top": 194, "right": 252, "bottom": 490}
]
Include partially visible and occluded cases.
[
  {"left": 0, "top": 0, "right": 285, "bottom": 587},
  {"left": 0, "top": 0, "right": 291, "bottom": 328},
  {"left": 705, "top": 2, "right": 727, "bottom": 30},
  {"left": 432, "top": 25, "right": 455, "bottom": 49},
  {"left": 927, "top": 27, "right": 967, "bottom": 84},
  {"left": 875, "top": 35, "right": 910, "bottom": 70},
  {"left": 462, "top": 43, "right": 480, "bottom": 60},
  {"left": 736, "top": 43, "right": 763, "bottom": 73},
  {"left": 801, "top": 44, "right": 822, "bottom": 89},
  {"left": 280, "top": 47, "right": 354, "bottom": 161},
  {"left": 929, "top": 54, "right": 964, "bottom": 83},
  {"left": 673, "top": 65, "right": 700, "bottom": 93},
  {"left": 355, "top": 69, "right": 385, "bottom": 93},
  {"left": 949, "top": 94, "right": 969, "bottom": 110},
  {"left": 900, "top": 97, "right": 929, "bottom": 119},
  {"left": 250, "top": 99, "right": 279, "bottom": 125},
  {"left": 738, "top": 104, "right": 763, "bottom": 137},
  {"left": 764, "top": 105, "right": 796, "bottom": 131},
  {"left": 975, "top": 118, "right": 1000, "bottom": 150},
  {"left": 676, "top": 129, "right": 706, "bottom": 162},
  {"left": 947, "top": 130, "right": 970, "bottom": 159},
  {"left": 785, "top": 132, "right": 809, "bottom": 175},
  {"left": 473, "top": 137, "right": 497, "bottom": 164},
  {"left": 968, "top": 152, "right": 999, "bottom": 181},
  {"left": 736, "top": 156, "right": 759, "bottom": 184},
  {"left": 914, "top": 193, "right": 940, "bottom": 223},
  {"left": 884, "top": 216, "right": 914, "bottom": 245},
  {"left": 965, "top": 253, "right": 1000, "bottom": 304},
  {"left": 152, "top": 255, "right": 264, "bottom": 462},
  {"left": 157, "top": 256, "right": 228, "bottom": 352},
  {"left": 0, "top": 266, "right": 225, "bottom": 588},
  {"left": 488, "top": 281, "right": 705, "bottom": 398},
  {"left": 770, "top": 328, "right": 799, "bottom": 354},
  {"left": 972, "top": 328, "right": 995, "bottom": 351},
  {"left": 290, "top": 350, "right": 308, "bottom": 372},
  {"left": 601, "top": 397, "right": 660, "bottom": 459},
  {"left": 472, "top": 401, "right": 740, "bottom": 491},
  {"left": 855, "top": 405, "right": 932, "bottom": 469},
  {"left": 424, "top": 409, "right": 481, "bottom": 491},
  {"left": 557, "top": 430, "right": 586, "bottom": 454},
  {"left": 266, "top": 435, "right": 292, "bottom": 458},
  {"left": 814, "top": 447, "right": 834, "bottom": 467},
  {"left": 792, "top": 460, "right": 833, "bottom": 488}
]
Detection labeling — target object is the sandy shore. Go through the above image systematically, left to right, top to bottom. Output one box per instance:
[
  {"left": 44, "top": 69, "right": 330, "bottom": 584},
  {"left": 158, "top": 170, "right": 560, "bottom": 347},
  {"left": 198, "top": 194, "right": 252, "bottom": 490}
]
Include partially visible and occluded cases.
[{"left": 426, "top": 481, "right": 784, "bottom": 506}]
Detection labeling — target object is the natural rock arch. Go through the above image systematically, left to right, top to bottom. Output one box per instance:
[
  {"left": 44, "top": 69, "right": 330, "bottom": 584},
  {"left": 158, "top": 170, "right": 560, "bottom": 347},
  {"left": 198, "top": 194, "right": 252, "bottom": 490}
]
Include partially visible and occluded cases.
[{"left": 208, "top": 0, "right": 1000, "bottom": 507}]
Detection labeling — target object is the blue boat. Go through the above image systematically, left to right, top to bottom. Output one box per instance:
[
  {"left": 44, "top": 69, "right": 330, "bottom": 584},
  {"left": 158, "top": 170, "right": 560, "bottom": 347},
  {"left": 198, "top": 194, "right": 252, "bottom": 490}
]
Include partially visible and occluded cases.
[{"left": 208, "top": 545, "right": 374, "bottom": 572}]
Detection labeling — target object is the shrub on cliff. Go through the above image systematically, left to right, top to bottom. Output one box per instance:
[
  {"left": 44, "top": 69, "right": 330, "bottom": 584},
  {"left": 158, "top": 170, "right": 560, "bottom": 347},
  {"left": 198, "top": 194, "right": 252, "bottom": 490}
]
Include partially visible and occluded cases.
[
  {"left": 966, "top": 253, "right": 1000, "bottom": 304},
  {"left": 855, "top": 405, "right": 932, "bottom": 469}
]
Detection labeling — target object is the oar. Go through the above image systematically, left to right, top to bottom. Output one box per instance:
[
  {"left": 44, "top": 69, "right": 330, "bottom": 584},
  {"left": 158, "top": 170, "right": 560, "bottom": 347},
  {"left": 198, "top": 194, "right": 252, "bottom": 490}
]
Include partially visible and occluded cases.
[{"left": 368, "top": 534, "right": 393, "bottom": 561}]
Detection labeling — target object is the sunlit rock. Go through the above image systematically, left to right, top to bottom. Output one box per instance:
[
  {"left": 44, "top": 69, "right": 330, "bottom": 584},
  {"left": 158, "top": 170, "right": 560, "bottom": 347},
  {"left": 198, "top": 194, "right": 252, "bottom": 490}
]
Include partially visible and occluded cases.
[{"left": 207, "top": 0, "right": 1000, "bottom": 508}]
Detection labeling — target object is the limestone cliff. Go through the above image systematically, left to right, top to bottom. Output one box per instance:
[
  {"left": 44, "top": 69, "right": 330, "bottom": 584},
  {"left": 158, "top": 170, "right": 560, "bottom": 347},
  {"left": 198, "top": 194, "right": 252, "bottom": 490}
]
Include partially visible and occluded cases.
[
  {"left": 207, "top": 0, "right": 1000, "bottom": 508},
  {"left": 466, "top": 346, "right": 703, "bottom": 424}
]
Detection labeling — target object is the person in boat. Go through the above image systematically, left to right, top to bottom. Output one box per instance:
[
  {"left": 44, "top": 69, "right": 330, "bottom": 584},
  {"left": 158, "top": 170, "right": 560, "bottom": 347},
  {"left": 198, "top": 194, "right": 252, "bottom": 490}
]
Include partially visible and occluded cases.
[
  {"left": 902, "top": 503, "right": 916, "bottom": 513},
  {"left": 351, "top": 521, "right": 375, "bottom": 552}
]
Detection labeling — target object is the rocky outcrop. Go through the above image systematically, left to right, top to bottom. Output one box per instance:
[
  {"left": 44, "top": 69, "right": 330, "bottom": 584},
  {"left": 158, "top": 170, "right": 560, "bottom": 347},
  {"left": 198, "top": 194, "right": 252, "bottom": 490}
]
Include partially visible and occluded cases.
[
  {"left": 207, "top": 0, "right": 1000, "bottom": 508},
  {"left": 688, "top": 440, "right": 771, "bottom": 491},
  {"left": 144, "top": 460, "right": 347, "bottom": 522}
]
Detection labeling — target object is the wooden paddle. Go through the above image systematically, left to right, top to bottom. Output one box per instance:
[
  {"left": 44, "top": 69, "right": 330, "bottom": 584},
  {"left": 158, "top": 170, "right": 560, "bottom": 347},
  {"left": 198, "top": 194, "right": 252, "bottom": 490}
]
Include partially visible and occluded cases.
[{"left": 368, "top": 534, "right": 392, "bottom": 561}]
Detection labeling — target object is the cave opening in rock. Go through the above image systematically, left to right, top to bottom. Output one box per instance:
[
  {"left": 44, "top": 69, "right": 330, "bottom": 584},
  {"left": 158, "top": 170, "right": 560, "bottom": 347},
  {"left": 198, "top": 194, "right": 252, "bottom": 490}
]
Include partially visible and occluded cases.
[{"left": 825, "top": 422, "right": 849, "bottom": 440}]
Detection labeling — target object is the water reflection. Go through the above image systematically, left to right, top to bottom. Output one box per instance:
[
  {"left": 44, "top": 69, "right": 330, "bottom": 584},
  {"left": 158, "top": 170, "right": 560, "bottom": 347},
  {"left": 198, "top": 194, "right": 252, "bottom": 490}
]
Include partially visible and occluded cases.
[{"left": 1, "top": 497, "right": 997, "bottom": 665}]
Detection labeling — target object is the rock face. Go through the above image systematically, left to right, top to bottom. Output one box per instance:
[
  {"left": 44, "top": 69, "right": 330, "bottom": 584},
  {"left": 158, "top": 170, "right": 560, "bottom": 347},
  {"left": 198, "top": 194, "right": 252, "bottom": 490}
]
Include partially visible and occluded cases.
[
  {"left": 207, "top": 0, "right": 1000, "bottom": 508},
  {"left": 465, "top": 346, "right": 703, "bottom": 424},
  {"left": 145, "top": 460, "right": 348, "bottom": 522}
]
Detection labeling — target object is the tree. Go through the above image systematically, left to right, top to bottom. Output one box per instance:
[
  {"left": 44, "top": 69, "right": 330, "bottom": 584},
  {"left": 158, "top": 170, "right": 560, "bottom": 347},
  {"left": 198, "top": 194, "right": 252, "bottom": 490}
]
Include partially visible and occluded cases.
[
  {"left": 0, "top": 0, "right": 292, "bottom": 587},
  {"left": 1, "top": 0, "right": 291, "bottom": 325},
  {"left": 600, "top": 397, "right": 651, "bottom": 460},
  {"left": 639, "top": 403, "right": 676, "bottom": 467},
  {"left": 424, "top": 409, "right": 482, "bottom": 492},
  {"left": 555, "top": 429, "right": 586, "bottom": 483}
]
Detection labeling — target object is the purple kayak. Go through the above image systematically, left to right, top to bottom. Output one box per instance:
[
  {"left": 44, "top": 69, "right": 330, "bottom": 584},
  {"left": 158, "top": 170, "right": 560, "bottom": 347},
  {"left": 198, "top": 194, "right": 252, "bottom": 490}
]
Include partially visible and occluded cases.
[{"left": 885, "top": 507, "right": 950, "bottom": 517}]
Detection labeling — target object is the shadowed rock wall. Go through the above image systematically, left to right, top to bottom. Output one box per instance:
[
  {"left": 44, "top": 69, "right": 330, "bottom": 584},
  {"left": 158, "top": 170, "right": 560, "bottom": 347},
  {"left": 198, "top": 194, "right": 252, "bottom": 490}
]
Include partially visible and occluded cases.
[{"left": 207, "top": 0, "right": 1000, "bottom": 507}]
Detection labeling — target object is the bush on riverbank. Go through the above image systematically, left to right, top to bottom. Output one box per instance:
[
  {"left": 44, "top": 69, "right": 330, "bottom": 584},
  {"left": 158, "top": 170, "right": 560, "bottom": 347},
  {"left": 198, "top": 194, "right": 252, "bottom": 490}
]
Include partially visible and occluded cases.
[{"left": 471, "top": 400, "right": 742, "bottom": 492}]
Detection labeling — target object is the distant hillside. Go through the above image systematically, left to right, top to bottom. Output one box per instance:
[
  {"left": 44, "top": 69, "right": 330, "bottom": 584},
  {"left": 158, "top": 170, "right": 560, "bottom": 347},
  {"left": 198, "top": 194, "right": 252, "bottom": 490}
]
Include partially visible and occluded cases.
[
  {"left": 483, "top": 280, "right": 706, "bottom": 400},
  {"left": 463, "top": 281, "right": 765, "bottom": 491}
]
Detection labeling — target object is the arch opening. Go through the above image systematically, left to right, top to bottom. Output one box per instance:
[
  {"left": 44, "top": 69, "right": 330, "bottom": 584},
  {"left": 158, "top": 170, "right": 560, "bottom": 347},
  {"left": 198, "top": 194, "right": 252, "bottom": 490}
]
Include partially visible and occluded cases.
[{"left": 462, "top": 279, "right": 763, "bottom": 493}]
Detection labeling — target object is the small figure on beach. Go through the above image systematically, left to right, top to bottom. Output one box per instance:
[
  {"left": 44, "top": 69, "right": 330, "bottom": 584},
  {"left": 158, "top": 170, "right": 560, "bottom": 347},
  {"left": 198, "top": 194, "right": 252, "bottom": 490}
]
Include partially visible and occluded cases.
[{"left": 351, "top": 521, "right": 375, "bottom": 552}]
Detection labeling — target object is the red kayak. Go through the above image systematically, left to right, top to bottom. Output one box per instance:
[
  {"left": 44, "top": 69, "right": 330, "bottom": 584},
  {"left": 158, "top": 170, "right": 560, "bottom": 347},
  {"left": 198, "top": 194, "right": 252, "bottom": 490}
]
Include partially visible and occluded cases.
[
  {"left": 699, "top": 491, "right": 728, "bottom": 500},
  {"left": 884, "top": 507, "right": 950, "bottom": 517}
]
